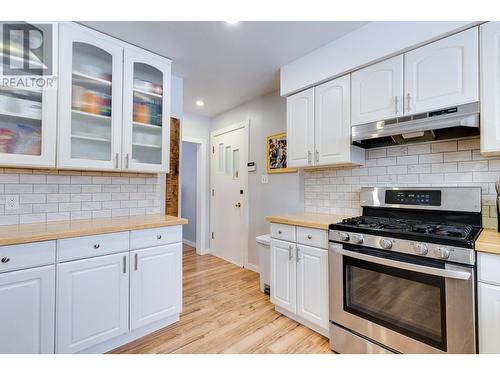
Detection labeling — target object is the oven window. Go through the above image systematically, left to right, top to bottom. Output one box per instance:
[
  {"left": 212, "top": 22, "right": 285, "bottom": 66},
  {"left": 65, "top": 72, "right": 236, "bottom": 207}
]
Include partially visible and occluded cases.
[{"left": 344, "top": 256, "right": 447, "bottom": 351}]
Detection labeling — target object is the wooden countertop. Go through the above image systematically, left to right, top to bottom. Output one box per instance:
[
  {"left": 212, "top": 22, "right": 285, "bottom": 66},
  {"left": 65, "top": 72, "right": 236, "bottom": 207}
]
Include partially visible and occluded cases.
[
  {"left": 266, "top": 212, "right": 347, "bottom": 230},
  {"left": 0, "top": 215, "right": 188, "bottom": 246},
  {"left": 476, "top": 228, "right": 500, "bottom": 255}
]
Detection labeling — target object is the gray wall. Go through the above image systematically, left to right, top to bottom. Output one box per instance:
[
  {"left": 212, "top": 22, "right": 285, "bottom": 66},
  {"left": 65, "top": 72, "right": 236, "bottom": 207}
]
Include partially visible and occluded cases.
[
  {"left": 211, "top": 91, "right": 304, "bottom": 268},
  {"left": 182, "top": 113, "right": 211, "bottom": 252},
  {"left": 181, "top": 142, "right": 198, "bottom": 244}
]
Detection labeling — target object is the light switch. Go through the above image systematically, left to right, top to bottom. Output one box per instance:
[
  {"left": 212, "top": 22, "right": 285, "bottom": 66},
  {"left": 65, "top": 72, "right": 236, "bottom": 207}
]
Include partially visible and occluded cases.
[{"left": 261, "top": 175, "right": 269, "bottom": 184}]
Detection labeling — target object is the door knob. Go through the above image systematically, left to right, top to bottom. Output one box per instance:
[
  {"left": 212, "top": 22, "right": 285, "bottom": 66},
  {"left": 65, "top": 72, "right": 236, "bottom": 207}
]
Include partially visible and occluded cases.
[{"left": 235, "top": 202, "right": 241, "bottom": 208}]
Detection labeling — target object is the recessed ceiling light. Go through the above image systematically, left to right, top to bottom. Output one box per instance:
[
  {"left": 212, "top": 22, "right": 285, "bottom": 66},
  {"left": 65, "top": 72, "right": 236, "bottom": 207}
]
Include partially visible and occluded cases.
[
  {"left": 226, "top": 21, "right": 239, "bottom": 25},
  {"left": 195, "top": 100, "right": 205, "bottom": 107}
]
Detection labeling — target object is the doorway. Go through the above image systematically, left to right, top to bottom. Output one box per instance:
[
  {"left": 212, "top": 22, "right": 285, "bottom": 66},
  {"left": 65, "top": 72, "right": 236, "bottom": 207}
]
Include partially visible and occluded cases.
[
  {"left": 210, "top": 121, "right": 249, "bottom": 268},
  {"left": 180, "top": 136, "right": 208, "bottom": 255}
]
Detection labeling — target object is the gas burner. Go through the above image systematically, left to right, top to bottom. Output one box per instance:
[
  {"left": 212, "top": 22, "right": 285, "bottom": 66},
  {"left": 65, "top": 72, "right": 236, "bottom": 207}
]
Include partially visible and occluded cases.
[{"left": 340, "top": 216, "right": 473, "bottom": 240}]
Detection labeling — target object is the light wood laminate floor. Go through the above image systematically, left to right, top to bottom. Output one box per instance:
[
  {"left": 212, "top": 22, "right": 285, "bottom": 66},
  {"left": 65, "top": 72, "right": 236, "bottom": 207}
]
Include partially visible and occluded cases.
[{"left": 112, "top": 245, "right": 332, "bottom": 354}]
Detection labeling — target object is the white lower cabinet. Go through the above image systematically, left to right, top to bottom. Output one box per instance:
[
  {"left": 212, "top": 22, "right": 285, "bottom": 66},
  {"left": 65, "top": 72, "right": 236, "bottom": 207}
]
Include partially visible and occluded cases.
[
  {"left": 270, "top": 225, "right": 329, "bottom": 335},
  {"left": 270, "top": 239, "right": 296, "bottom": 312},
  {"left": 130, "top": 243, "right": 182, "bottom": 330},
  {"left": 296, "top": 244, "right": 329, "bottom": 330},
  {"left": 56, "top": 252, "right": 129, "bottom": 353},
  {"left": 478, "top": 252, "right": 500, "bottom": 353},
  {"left": 0, "top": 265, "right": 56, "bottom": 354},
  {"left": 478, "top": 282, "right": 500, "bottom": 353}
]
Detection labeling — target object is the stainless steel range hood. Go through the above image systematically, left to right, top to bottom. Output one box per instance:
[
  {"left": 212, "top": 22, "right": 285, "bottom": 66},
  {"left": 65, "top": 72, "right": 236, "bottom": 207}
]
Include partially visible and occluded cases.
[{"left": 351, "top": 102, "right": 480, "bottom": 148}]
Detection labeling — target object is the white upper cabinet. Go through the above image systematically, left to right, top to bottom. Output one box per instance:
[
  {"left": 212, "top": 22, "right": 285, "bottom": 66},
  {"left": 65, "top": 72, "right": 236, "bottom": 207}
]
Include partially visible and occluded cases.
[
  {"left": 0, "top": 22, "right": 57, "bottom": 168},
  {"left": 480, "top": 22, "right": 500, "bottom": 156},
  {"left": 57, "top": 23, "right": 123, "bottom": 171},
  {"left": 404, "top": 27, "right": 478, "bottom": 115},
  {"left": 122, "top": 48, "right": 171, "bottom": 173},
  {"left": 351, "top": 55, "right": 403, "bottom": 125},
  {"left": 315, "top": 75, "right": 364, "bottom": 166},
  {"left": 286, "top": 88, "right": 314, "bottom": 168},
  {"left": 0, "top": 265, "right": 55, "bottom": 353}
]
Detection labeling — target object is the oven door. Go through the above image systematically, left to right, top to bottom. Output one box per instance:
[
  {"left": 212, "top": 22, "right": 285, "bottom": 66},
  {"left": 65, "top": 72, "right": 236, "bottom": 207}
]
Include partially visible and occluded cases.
[{"left": 329, "top": 243, "right": 476, "bottom": 354}]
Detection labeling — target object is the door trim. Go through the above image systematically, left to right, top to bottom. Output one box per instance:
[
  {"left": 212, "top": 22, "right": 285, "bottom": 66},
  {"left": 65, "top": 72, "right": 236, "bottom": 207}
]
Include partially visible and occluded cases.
[
  {"left": 209, "top": 120, "right": 249, "bottom": 268},
  {"left": 180, "top": 136, "right": 208, "bottom": 256}
]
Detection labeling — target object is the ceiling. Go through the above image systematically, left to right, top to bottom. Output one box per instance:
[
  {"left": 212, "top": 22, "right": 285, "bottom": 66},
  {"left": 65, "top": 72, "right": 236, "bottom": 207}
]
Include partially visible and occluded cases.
[{"left": 82, "top": 21, "right": 368, "bottom": 117}]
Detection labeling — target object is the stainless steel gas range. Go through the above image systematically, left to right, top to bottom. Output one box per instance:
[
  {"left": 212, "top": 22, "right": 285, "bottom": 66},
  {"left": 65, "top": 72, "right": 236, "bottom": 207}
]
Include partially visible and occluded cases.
[{"left": 328, "top": 187, "right": 482, "bottom": 354}]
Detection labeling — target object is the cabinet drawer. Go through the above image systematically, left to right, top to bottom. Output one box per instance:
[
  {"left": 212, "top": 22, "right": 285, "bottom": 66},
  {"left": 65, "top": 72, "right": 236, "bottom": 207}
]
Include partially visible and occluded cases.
[
  {"left": 270, "top": 223, "right": 296, "bottom": 242},
  {"left": 130, "top": 225, "right": 182, "bottom": 250},
  {"left": 296, "top": 226, "right": 328, "bottom": 249},
  {"left": 58, "top": 232, "right": 130, "bottom": 262},
  {"left": 0, "top": 241, "right": 56, "bottom": 273},
  {"left": 478, "top": 252, "right": 500, "bottom": 286}
]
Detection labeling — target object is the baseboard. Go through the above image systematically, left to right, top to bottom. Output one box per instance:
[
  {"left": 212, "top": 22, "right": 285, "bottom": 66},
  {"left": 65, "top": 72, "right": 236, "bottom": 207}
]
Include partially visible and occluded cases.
[
  {"left": 183, "top": 239, "right": 196, "bottom": 248},
  {"left": 197, "top": 248, "right": 211, "bottom": 255},
  {"left": 245, "top": 262, "right": 260, "bottom": 273},
  {"left": 276, "top": 306, "right": 329, "bottom": 338},
  {"left": 77, "top": 314, "right": 179, "bottom": 354}
]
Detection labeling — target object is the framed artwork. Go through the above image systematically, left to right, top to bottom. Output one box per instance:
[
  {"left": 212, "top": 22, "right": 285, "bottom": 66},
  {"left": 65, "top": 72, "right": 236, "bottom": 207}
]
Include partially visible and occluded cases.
[{"left": 266, "top": 132, "right": 297, "bottom": 174}]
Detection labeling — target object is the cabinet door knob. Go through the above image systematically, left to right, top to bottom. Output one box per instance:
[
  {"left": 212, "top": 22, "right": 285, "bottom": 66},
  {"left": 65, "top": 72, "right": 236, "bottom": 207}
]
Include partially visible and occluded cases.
[
  {"left": 278, "top": 230, "right": 282, "bottom": 235},
  {"left": 157, "top": 234, "right": 162, "bottom": 240},
  {"left": 307, "top": 235, "right": 312, "bottom": 240},
  {"left": 94, "top": 244, "right": 100, "bottom": 249},
  {"left": 1, "top": 257, "right": 10, "bottom": 263}
]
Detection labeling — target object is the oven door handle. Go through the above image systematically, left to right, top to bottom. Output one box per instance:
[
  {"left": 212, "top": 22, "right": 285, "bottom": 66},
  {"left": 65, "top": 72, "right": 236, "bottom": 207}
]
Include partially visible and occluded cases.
[{"left": 332, "top": 246, "right": 471, "bottom": 280}]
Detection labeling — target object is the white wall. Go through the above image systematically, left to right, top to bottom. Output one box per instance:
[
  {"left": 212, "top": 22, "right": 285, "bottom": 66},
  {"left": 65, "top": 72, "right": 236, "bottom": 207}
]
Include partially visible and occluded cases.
[
  {"left": 280, "top": 21, "right": 478, "bottom": 96},
  {"left": 211, "top": 91, "right": 304, "bottom": 268},
  {"left": 182, "top": 112, "right": 211, "bottom": 251},
  {"left": 181, "top": 142, "right": 197, "bottom": 244}
]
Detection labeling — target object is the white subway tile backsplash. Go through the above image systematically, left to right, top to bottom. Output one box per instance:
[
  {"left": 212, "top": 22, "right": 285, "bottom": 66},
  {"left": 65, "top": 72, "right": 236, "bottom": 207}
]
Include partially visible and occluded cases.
[
  {"left": 304, "top": 138, "right": 499, "bottom": 229},
  {"left": 443, "top": 151, "right": 472, "bottom": 162},
  {"left": 419, "top": 153, "right": 443, "bottom": 164},
  {"left": 0, "top": 169, "right": 161, "bottom": 225}
]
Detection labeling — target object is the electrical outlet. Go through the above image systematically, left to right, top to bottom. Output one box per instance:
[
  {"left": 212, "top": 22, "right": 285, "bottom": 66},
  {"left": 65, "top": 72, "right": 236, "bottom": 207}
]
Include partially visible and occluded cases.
[
  {"left": 261, "top": 175, "right": 269, "bottom": 184},
  {"left": 5, "top": 195, "right": 19, "bottom": 211}
]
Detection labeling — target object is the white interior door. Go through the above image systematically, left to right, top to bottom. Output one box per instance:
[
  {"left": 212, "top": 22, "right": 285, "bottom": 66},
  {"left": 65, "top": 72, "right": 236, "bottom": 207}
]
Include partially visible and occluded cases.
[
  {"left": 404, "top": 27, "right": 478, "bottom": 114},
  {"left": 351, "top": 55, "right": 403, "bottom": 125},
  {"left": 211, "top": 123, "right": 247, "bottom": 267}
]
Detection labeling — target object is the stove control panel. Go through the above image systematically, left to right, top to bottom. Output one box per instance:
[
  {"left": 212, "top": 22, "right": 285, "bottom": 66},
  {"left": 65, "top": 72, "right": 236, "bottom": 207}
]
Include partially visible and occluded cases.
[{"left": 328, "top": 230, "right": 475, "bottom": 266}]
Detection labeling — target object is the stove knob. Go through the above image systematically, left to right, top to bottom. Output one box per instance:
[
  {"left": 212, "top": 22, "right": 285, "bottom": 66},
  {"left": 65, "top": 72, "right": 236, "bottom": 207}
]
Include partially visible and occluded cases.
[
  {"left": 339, "top": 232, "right": 350, "bottom": 242},
  {"left": 351, "top": 234, "right": 364, "bottom": 244},
  {"left": 379, "top": 238, "right": 392, "bottom": 249},
  {"left": 414, "top": 243, "right": 428, "bottom": 255},
  {"left": 435, "top": 247, "right": 450, "bottom": 259}
]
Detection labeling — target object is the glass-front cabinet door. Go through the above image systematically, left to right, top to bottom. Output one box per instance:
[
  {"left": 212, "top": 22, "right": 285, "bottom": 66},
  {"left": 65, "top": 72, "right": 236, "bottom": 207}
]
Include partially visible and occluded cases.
[
  {"left": 0, "top": 22, "right": 57, "bottom": 168},
  {"left": 57, "top": 23, "right": 123, "bottom": 170},
  {"left": 122, "top": 48, "right": 171, "bottom": 173}
]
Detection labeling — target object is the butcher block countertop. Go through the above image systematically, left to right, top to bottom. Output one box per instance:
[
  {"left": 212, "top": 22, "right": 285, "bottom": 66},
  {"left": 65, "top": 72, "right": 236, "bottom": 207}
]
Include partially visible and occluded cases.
[
  {"left": 266, "top": 212, "right": 347, "bottom": 230},
  {"left": 0, "top": 215, "right": 188, "bottom": 246},
  {"left": 476, "top": 229, "right": 500, "bottom": 255}
]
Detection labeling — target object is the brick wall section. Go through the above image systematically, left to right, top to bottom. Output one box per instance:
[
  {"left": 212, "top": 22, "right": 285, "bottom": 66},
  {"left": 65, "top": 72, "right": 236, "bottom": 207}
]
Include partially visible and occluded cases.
[
  {"left": 304, "top": 137, "right": 500, "bottom": 229},
  {"left": 0, "top": 169, "right": 161, "bottom": 226}
]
